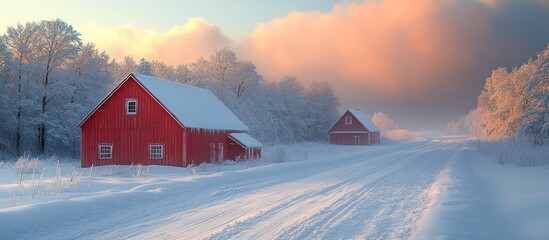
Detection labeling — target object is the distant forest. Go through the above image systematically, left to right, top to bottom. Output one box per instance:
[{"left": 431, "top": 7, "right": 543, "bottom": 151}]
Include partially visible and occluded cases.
[{"left": 0, "top": 19, "right": 340, "bottom": 158}]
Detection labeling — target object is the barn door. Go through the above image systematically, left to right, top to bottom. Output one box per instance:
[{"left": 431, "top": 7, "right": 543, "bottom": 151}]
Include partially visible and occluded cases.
[
  {"left": 354, "top": 136, "right": 360, "bottom": 145},
  {"left": 210, "top": 143, "right": 216, "bottom": 162},
  {"left": 218, "top": 143, "right": 224, "bottom": 161}
]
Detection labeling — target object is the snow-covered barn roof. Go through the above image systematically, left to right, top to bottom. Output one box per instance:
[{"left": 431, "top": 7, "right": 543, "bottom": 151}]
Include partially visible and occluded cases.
[
  {"left": 78, "top": 73, "right": 248, "bottom": 131},
  {"left": 133, "top": 73, "right": 248, "bottom": 131},
  {"left": 347, "top": 109, "right": 380, "bottom": 132},
  {"left": 229, "top": 133, "right": 262, "bottom": 148}
]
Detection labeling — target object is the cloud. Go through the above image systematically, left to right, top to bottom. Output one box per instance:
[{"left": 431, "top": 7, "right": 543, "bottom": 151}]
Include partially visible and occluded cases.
[
  {"left": 237, "top": 0, "right": 549, "bottom": 128},
  {"left": 78, "top": 1, "right": 549, "bottom": 128},
  {"left": 80, "top": 17, "right": 232, "bottom": 65}
]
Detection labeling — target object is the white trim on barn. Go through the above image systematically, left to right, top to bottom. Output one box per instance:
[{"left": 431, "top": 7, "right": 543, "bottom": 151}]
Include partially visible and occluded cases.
[{"left": 98, "top": 144, "right": 113, "bottom": 159}]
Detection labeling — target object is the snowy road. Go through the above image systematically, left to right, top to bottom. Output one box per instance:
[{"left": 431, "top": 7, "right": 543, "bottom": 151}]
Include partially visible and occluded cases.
[{"left": 2, "top": 139, "right": 464, "bottom": 239}]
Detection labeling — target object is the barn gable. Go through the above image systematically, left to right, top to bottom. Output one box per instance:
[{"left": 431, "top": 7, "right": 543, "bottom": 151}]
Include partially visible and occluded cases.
[
  {"left": 329, "top": 109, "right": 379, "bottom": 133},
  {"left": 347, "top": 109, "right": 380, "bottom": 132}
]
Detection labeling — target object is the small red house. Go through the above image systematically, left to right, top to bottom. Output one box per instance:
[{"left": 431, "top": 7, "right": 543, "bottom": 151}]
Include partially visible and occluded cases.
[
  {"left": 78, "top": 73, "right": 261, "bottom": 168},
  {"left": 329, "top": 109, "right": 380, "bottom": 145}
]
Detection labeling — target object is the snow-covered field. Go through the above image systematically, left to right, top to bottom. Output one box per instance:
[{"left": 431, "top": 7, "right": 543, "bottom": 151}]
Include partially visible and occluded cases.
[{"left": 1, "top": 135, "right": 548, "bottom": 239}]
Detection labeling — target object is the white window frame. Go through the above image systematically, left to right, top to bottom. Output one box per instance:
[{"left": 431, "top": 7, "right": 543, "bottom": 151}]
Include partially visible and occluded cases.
[
  {"left": 126, "top": 98, "right": 137, "bottom": 115},
  {"left": 345, "top": 116, "right": 352, "bottom": 125},
  {"left": 354, "top": 136, "right": 360, "bottom": 145},
  {"left": 98, "top": 144, "right": 113, "bottom": 159},
  {"left": 149, "top": 144, "right": 163, "bottom": 159}
]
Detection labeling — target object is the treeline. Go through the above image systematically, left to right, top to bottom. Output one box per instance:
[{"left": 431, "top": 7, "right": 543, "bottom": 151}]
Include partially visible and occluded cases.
[
  {"left": 0, "top": 19, "right": 340, "bottom": 158},
  {"left": 447, "top": 44, "right": 549, "bottom": 145}
]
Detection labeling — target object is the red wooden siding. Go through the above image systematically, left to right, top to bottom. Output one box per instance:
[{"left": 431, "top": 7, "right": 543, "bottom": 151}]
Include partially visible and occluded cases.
[
  {"left": 81, "top": 77, "right": 185, "bottom": 167},
  {"left": 329, "top": 111, "right": 380, "bottom": 145},
  {"left": 185, "top": 129, "right": 235, "bottom": 166},
  {"left": 329, "top": 132, "right": 380, "bottom": 145},
  {"left": 227, "top": 138, "right": 261, "bottom": 160}
]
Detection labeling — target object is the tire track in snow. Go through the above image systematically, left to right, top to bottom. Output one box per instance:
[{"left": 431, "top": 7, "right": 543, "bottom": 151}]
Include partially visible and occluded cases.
[
  {"left": 134, "top": 141, "right": 456, "bottom": 240},
  {"left": 102, "top": 142, "right": 433, "bottom": 239},
  {"left": 132, "top": 142, "right": 437, "bottom": 239},
  {"left": 270, "top": 142, "right": 459, "bottom": 240}
]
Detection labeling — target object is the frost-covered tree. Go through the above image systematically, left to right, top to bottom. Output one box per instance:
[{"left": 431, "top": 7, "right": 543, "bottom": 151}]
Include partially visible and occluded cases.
[
  {"left": 35, "top": 19, "right": 82, "bottom": 153},
  {"left": 1, "top": 20, "right": 114, "bottom": 156},
  {"left": 4, "top": 22, "right": 40, "bottom": 155},
  {"left": 0, "top": 38, "right": 13, "bottom": 154},
  {"left": 54, "top": 43, "right": 113, "bottom": 156},
  {"left": 521, "top": 45, "right": 549, "bottom": 144},
  {"left": 110, "top": 56, "right": 137, "bottom": 84},
  {"left": 137, "top": 58, "right": 153, "bottom": 75},
  {"left": 475, "top": 59, "right": 535, "bottom": 140},
  {"left": 151, "top": 61, "right": 175, "bottom": 80},
  {"left": 174, "top": 64, "right": 193, "bottom": 84},
  {"left": 304, "top": 80, "right": 340, "bottom": 141},
  {"left": 372, "top": 112, "right": 397, "bottom": 133}
]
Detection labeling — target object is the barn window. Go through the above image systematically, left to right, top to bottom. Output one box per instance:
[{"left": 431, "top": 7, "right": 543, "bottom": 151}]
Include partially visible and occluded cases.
[
  {"left": 126, "top": 99, "right": 137, "bottom": 115},
  {"left": 345, "top": 116, "right": 352, "bottom": 125},
  {"left": 99, "top": 144, "right": 112, "bottom": 159},
  {"left": 149, "top": 144, "right": 163, "bottom": 159}
]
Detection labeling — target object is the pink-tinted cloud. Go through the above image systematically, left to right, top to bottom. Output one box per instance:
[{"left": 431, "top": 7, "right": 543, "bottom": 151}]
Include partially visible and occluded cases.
[
  {"left": 238, "top": 0, "right": 549, "bottom": 128},
  {"left": 80, "top": 17, "right": 232, "bottom": 65}
]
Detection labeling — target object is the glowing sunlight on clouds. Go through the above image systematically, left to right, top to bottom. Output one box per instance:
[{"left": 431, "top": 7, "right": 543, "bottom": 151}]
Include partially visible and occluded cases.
[{"left": 80, "top": 17, "right": 232, "bottom": 65}]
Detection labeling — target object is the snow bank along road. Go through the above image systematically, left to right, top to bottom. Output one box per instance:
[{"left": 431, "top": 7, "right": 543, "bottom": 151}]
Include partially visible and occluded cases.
[{"left": 1, "top": 138, "right": 464, "bottom": 239}]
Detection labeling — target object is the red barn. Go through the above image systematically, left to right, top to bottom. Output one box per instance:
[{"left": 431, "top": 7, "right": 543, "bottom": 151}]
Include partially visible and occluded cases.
[
  {"left": 78, "top": 73, "right": 261, "bottom": 168},
  {"left": 329, "top": 109, "right": 380, "bottom": 145}
]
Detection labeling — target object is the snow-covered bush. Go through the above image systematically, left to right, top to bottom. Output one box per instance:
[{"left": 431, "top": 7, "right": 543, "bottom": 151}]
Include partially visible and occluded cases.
[
  {"left": 371, "top": 112, "right": 421, "bottom": 142},
  {"left": 383, "top": 129, "right": 421, "bottom": 142},
  {"left": 478, "top": 140, "right": 549, "bottom": 167},
  {"left": 275, "top": 146, "right": 287, "bottom": 163},
  {"left": 14, "top": 155, "right": 42, "bottom": 175},
  {"left": 134, "top": 164, "right": 150, "bottom": 178},
  {"left": 66, "top": 166, "right": 83, "bottom": 191}
]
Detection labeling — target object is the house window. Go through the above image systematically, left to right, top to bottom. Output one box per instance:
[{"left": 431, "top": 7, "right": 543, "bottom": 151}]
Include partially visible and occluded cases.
[
  {"left": 126, "top": 99, "right": 137, "bottom": 115},
  {"left": 345, "top": 116, "right": 352, "bottom": 125},
  {"left": 354, "top": 136, "right": 360, "bottom": 145},
  {"left": 99, "top": 144, "right": 112, "bottom": 159},
  {"left": 149, "top": 144, "right": 163, "bottom": 159}
]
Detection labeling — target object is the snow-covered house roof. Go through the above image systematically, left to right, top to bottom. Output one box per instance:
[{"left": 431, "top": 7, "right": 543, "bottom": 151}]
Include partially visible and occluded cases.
[
  {"left": 79, "top": 73, "right": 248, "bottom": 131},
  {"left": 347, "top": 109, "right": 380, "bottom": 132},
  {"left": 229, "top": 133, "right": 262, "bottom": 148}
]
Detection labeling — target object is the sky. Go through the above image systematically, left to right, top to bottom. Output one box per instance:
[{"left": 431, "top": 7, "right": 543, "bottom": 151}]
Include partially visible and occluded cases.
[{"left": 3, "top": 0, "right": 549, "bottom": 129}]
